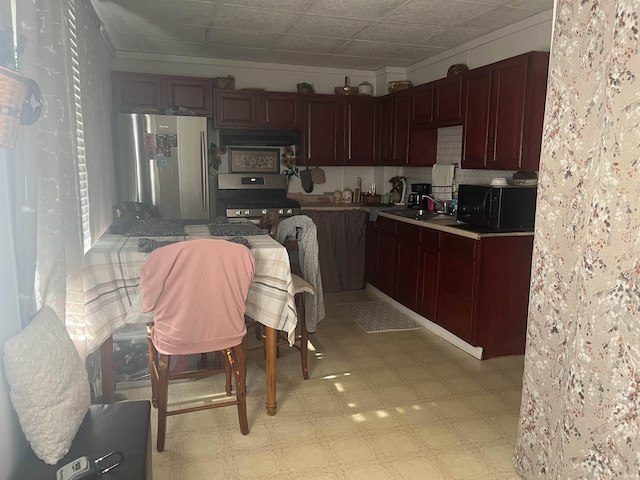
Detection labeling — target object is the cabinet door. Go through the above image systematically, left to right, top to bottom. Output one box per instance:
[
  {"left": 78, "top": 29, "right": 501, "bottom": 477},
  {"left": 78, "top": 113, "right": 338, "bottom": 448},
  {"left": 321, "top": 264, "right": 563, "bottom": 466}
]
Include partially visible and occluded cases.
[
  {"left": 488, "top": 55, "right": 529, "bottom": 170},
  {"left": 462, "top": 66, "right": 492, "bottom": 169},
  {"left": 112, "top": 72, "right": 166, "bottom": 113},
  {"left": 433, "top": 75, "right": 463, "bottom": 125},
  {"left": 166, "top": 77, "right": 212, "bottom": 116},
  {"left": 411, "top": 82, "right": 434, "bottom": 124},
  {"left": 213, "top": 91, "right": 259, "bottom": 128},
  {"left": 391, "top": 91, "right": 410, "bottom": 165},
  {"left": 261, "top": 93, "right": 301, "bottom": 128},
  {"left": 303, "top": 95, "right": 342, "bottom": 165},
  {"left": 378, "top": 95, "right": 393, "bottom": 164},
  {"left": 344, "top": 96, "right": 376, "bottom": 165},
  {"left": 409, "top": 122, "right": 437, "bottom": 166},
  {"left": 375, "top": 216, "right": 397, "bottom": 296},
  {"left": 394, "top": 222, "right": 421, "bottom": 310},
  {"left": 418, "top": 229, "right": 440, "bottom": 320},
  {"left": 435, "top": 233, "right": 476, "bottom": 343}
]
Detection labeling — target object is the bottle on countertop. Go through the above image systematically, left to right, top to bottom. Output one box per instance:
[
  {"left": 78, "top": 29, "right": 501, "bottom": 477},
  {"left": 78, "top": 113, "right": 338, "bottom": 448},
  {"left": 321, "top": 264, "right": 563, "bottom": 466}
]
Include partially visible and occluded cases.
[{"left": 354, "top": 177, "right": 362, "bottom": 203}]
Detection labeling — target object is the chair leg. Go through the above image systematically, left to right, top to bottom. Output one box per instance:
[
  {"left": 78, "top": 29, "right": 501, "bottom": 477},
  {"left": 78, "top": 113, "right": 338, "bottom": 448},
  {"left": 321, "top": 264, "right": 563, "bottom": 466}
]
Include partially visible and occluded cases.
[
  {"left": 296, "top": 293, "right": 310, "bottom": 380},
  {"left": 229, "top": 336, "right": 249, "bottom": 435},
  {"left": 147, "top": 337, "right": 159, "bottom": 408},
  {"left": 156, "top": 354, "right": 170, "bottom": 452},
  {"left": 224, "top": 355, "right": 232, "bottom": 396}
]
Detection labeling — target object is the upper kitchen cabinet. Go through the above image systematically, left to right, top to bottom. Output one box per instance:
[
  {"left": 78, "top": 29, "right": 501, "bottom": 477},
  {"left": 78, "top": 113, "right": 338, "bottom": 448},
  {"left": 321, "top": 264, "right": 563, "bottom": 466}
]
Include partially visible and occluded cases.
[
  {"left": 462, "top": 51, "right": 549, "bottom": 171},
  {"left": 461, "top": 65, "right": 492, "bottom": 169},
  {"left": 112, "top": 72, "right": 212, "bottom": 116},
  {"left": 433, "top": 75, "right": 463, "bottom": 126},
  {"left": 411, "top": 82, "right": 434, "bottom": 124},
  {"left": 213, "top": 90, "right": 301, "bottom": 129},
  {"left": 378, "top": 91, "right": 411, "bottom": 165},
  {"left": 261, "top": 93, "right": 301, "bottom": 129},
  {"left": 301, "top": 95, "right": 342, "bottom": 166},
  {"left": 342, "top": 95, "right": 377, "bottom": 165}
]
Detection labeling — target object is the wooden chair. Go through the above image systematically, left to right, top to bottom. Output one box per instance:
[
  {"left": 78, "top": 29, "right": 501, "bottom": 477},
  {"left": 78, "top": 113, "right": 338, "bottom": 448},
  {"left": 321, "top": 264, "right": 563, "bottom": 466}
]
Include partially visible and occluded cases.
[
  {"left": 254, "top": 212, "right": 315, "bottom": 379},
  {"left": 140, "top": 238, "right": 255, "bottom": 451}
]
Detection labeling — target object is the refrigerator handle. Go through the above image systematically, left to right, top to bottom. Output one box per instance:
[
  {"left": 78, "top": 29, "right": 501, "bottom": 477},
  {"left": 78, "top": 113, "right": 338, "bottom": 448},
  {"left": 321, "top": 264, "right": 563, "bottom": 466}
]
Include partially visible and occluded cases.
[{"left": 200, "top": 131, "right": 209, "bottom": 214}]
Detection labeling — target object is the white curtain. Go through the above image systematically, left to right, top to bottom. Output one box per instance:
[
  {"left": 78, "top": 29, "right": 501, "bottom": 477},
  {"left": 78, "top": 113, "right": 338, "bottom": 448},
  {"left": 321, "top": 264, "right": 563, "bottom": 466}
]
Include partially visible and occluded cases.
[
  {"left": 12, "top": 0, "right": 115, "bottom": 358},
  {"left": 514, "top": 0, "right": 640, "bottom": 477}
]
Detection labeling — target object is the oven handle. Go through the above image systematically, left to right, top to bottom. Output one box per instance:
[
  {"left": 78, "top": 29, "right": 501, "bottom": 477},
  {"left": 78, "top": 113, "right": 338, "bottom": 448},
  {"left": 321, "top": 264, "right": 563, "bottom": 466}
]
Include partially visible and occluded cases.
[{"left": 200, "top": 131, "right": 209, "bottom": 214}]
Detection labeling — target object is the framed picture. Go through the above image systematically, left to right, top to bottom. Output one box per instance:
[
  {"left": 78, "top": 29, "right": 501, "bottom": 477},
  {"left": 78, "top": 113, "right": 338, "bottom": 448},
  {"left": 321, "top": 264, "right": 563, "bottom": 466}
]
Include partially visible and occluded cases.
[{"left": 228, "top": 147, "right": 280, "bottom": 174}]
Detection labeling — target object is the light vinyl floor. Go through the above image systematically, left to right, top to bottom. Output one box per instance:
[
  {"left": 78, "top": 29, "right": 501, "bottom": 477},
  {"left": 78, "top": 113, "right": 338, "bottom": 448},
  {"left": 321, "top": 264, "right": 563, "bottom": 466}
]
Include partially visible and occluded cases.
[{"left": 121, "top": 289, "right": 524, "bottom": 480}]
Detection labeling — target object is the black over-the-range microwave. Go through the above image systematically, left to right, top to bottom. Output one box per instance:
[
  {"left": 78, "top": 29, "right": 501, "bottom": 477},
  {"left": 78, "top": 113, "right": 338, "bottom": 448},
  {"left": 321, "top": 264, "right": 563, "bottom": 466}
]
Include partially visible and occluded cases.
[{"left": 456, "top": 184, "right": 538, "bottom": 232}]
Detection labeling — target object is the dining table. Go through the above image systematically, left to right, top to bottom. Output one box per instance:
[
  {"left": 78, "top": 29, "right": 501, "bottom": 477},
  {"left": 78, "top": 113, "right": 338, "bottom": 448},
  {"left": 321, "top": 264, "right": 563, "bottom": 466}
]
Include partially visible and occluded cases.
[{"left": 83, "top": 221, "right": 298, "bottom": 416}]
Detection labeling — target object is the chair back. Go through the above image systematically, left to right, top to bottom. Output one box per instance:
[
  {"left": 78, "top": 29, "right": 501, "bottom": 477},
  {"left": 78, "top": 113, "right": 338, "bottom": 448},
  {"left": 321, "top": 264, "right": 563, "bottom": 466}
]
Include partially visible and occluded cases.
[{"left": 140, "top": 238, "right": 255, "bottom": 355}]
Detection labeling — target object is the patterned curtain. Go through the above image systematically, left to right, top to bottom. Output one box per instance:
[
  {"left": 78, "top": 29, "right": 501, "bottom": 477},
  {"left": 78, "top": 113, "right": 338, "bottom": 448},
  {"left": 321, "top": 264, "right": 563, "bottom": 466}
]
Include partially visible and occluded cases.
[
  {"left": 12, "top": 0, "right": 114, "bottom": 358},
  {"left": 514, "top": 1, "right": 640, "bottom": 478}
]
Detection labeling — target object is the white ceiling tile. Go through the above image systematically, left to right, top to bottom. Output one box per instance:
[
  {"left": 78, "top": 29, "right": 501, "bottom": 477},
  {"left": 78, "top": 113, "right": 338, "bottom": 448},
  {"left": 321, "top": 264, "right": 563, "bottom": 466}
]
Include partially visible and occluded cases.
[
  {"left": 219, "top": 0, "right": 313, "bottom": 11},
  {"left": 305, "top": 0, "right": 408, "bottom": 21},
  {"left": 385, "top": 0, "right": 496, "bottom": 27},
  {"left": 211, "top": 4, "right": 299, "bottom": 32},
  {"left": 461, "top": 6, "right": 541, "bottom": 31},
  {"left": 287, "top": 14, "right": 373, "bottom": 38},
  {"left": 129, "top": 21, "right": 209, "bottom": 43},
  {"left": 357, "top": 22, "right": 444, "bottom": 45},
  {"left": 205, "top": 27, "right": 279, "bottom": 48},
  {"left": 424, "top": 27, "right": 488, "bottom": 48},
  {"left": 274, "top": 35, "right": 347, "bottom": 54},
  {"left": 134, "top": 38, "right": 208, "bottom": 57},
  {"left": 334, "top": 40, "right": 408, "bottom": 58},
  {"left": 394, "top": 45, "right": 447, "bottom": 62}
]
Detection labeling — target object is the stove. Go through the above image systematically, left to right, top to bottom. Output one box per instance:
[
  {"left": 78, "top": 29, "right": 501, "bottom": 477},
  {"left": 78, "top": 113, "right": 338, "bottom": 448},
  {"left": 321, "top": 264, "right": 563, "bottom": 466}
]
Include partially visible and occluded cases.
[{"left": 216, "top": 173, "right": 301, "bottom": 220}]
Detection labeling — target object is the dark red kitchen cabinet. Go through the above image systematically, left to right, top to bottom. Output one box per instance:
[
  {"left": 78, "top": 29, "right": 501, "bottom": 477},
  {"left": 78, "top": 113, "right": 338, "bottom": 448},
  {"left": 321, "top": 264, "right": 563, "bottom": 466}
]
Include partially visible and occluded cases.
[
  {"left": 488, "top": 52, "right": 549, "bottom": 171},
  {"left": 462, "top": 65, "right": 492, "bottom": 169},
  {"left": 113, "top": 72, "right": 212, "bottom": 115},
  {"left": 113, "top": 73, "right": 166, "bottom": 113},
  {"left": 433, "top": 75, "right": 463, "bottom": 126},
  {"left": 166, "top": 77, "right": 212, "bottom": 116},
  {"left": 411, "top": 82, "right": 434, "bottom": 124},
  {"left": 213, "top": 90, "right": 259, "bottom": 128},
  {"left": 391, "top": 91, "right": 411, "bottom": 165},
  {"left": 261, "top": 93, "right": 301, "bottom": 128},
  {"left": 303, "top": 95, "right": 343, "bottom": 166},
  {"left": 343, "top": 95, "right": 377, "bottom": 165},
  {"left": 378, "top": 95, "right": 393, "bottom": 164},
  {"left": 408, "top": 122, "right": 437, "bottom": 166},
  {"left": 374, "top": 216, "right": 397, "bottom": 296},
  {"left": 394, "top": 221, "right": 422, "bottom": 311},
  {"left": 418, "top": 228, "right": 440, "bottom": 321},
  {"left": 436, "top": 233, "right": 476, "bottom": 343}
]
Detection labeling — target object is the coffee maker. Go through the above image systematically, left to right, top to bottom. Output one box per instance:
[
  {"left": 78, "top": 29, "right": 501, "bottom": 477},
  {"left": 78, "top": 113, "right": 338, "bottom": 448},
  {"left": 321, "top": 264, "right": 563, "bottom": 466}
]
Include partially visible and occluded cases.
[{"left": 407, "top": 183, "right": 431, "bottom": 209}]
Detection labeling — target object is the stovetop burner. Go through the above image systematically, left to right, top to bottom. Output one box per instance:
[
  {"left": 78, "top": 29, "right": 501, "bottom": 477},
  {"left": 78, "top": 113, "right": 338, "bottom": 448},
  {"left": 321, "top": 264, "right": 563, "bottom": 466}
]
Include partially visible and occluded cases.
[{"left": 216, "top": 173, "right": 301, "bottom": 219}]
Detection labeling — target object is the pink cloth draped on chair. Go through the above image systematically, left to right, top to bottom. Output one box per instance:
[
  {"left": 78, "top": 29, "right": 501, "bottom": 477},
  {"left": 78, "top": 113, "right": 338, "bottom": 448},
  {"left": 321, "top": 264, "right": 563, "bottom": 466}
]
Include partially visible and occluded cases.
[{"left": 140, "top": 238, "right": 255, "bottom": 355}]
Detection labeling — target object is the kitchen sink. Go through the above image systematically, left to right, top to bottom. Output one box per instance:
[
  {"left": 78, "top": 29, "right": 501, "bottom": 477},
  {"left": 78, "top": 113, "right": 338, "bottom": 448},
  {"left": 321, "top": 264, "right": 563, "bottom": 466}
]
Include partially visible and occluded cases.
[{"left": 388, "top": 209, "right": 455, "bottom": 221}]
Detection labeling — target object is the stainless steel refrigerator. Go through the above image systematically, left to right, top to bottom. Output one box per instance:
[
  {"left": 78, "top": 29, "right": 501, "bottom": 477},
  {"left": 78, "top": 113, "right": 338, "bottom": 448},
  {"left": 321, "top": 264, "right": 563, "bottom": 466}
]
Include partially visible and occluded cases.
[{"left": 116, "top": 114, "right": 210, "bottom": 219}]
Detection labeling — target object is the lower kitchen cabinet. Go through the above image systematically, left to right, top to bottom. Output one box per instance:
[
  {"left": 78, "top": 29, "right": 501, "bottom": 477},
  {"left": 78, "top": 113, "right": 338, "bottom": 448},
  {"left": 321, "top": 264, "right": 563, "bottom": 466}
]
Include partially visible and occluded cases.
[
  {"left": 366, "top": 215, "right": 533, "bottom": 358},
  {"left": 373, "top": 216, "right": 397, "bottom": 296},
  {"left": 394, "top": 222, "right": 421, "bottom": 311},
  {"left": 418, "top": 228, "right": 440, "bottom": 321},
  {"left": 436, "top": 234, "right": 476, "bottom": 342}
]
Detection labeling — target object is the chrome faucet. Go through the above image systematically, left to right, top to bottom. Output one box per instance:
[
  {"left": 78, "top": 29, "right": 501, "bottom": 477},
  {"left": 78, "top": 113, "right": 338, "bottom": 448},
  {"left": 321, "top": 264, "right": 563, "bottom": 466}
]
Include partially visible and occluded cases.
[{"left": 423, "top": 195, "right": 451, "bottom": 214}]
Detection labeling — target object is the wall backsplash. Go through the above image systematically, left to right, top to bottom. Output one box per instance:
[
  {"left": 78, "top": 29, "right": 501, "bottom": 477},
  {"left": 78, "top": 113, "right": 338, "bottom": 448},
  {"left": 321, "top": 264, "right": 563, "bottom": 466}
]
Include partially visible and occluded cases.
[{"left": 404, "top": 125, "right": 525, "bottom": 192}]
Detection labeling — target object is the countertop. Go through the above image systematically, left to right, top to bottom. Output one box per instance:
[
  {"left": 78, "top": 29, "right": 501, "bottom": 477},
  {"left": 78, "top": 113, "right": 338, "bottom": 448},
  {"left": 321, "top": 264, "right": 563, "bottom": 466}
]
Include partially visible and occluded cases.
[{"left": 300, "top": 203, "right": 534, "bottom": 240}]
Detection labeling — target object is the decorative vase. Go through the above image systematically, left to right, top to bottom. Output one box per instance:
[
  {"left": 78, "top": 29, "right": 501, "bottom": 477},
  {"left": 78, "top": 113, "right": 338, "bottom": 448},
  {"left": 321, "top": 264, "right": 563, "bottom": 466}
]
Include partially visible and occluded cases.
[{"left": 390, "top": 192, "right": 401, "bottom": 204}]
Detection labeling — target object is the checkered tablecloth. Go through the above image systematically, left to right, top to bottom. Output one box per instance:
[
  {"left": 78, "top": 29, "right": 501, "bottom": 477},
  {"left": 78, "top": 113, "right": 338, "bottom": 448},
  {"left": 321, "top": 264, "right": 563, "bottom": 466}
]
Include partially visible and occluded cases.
[{"left": 83, "top": 233, "right": 298, "bottom": 354}]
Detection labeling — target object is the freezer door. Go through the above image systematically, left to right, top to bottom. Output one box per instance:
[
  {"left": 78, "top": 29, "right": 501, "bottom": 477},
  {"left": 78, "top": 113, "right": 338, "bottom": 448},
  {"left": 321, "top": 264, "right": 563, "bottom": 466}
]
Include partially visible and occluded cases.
[{"left": 117, "top": 114, "right": 209, "bottom": 220}]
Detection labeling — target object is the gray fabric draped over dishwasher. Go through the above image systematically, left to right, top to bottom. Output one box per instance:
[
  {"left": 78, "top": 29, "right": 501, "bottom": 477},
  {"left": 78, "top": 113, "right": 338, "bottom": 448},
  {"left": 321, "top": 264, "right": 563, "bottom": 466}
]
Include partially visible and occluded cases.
[{"left": 304, "top": 209, "right": 367, "bottom": 293}]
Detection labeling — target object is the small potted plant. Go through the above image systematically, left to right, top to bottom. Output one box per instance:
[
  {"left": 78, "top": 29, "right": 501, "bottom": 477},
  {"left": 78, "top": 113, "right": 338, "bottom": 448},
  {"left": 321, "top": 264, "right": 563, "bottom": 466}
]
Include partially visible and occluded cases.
[{"left": 296, "top": 82, "right": 314, "bottom": 94}]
